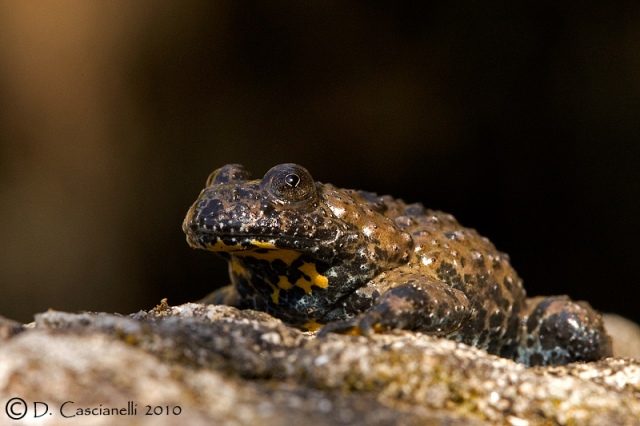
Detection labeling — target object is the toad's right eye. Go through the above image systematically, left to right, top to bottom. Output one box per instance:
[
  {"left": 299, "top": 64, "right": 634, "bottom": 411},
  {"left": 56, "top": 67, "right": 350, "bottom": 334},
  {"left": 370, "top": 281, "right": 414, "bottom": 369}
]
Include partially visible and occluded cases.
[{"left": 206, "top": 164, "right": 251, "bottom": 186}]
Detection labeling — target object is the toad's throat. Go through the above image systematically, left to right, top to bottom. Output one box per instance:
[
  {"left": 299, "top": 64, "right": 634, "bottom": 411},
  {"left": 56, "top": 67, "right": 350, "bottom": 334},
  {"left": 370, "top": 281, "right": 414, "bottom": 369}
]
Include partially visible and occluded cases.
[{"left": 227, "top": 249, "right": 331, "bottom": 304}]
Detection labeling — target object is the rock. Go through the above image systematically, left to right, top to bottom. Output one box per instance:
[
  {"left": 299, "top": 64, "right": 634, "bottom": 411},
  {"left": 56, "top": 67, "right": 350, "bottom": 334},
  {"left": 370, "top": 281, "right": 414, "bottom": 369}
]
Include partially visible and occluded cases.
[
  {"left": 0, "top": 302, "right": 637, "bottom": 425},
  {"left": 604, "top": 313, "right": 640, "bottom": 358}
]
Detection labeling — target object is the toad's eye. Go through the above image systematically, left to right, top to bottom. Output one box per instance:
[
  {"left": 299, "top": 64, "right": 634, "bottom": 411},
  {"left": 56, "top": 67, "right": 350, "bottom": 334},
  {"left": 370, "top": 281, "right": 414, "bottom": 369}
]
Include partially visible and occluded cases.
[
  {"left": 263, "top": 163, "right": 316, "bottom": 203},
  {"left": 206, "top": 164, "right": 251, "bottom": 186},
  {"left": 284, "top": 173, "right": 300, "bottom": 188}
]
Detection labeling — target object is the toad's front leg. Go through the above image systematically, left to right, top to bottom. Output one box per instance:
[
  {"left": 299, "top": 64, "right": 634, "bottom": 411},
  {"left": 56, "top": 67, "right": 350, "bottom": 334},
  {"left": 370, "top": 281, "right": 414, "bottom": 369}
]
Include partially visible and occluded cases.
[
  {"left": 318, "top": 273, "right": 471, "bottom": 336},
  {"left": 199, "top": 284, "right": 241, "bottom": 306}
]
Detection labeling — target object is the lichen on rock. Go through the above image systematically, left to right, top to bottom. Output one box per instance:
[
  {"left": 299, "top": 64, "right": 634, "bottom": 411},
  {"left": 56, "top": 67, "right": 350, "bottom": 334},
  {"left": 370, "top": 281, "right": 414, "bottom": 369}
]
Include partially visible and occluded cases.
[{"left": 0, "top": 302, "right": 637, "bottom": 425}]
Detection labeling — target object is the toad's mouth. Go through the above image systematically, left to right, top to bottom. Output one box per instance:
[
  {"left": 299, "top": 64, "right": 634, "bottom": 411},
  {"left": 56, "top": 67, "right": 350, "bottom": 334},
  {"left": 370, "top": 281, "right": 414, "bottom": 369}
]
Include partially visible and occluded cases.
[{"left": 186, "top": 232, "right": 329, "bottom": 253}]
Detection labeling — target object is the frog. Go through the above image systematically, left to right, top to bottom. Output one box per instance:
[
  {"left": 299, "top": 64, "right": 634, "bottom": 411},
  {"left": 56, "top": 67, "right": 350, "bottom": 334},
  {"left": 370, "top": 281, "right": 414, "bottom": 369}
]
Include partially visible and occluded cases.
[{"left": 182, "top": 163, "right": 612, "bottom": 366}]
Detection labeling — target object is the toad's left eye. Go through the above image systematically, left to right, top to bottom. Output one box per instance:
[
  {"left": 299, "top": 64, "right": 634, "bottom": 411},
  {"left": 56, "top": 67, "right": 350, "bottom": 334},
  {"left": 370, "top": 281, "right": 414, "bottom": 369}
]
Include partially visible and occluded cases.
[
  {"left": 263, "top": 163, "right": 316, "bottom": 203},
  {"left": 284, "top": 173, "right": 300, "bottom": 188}
]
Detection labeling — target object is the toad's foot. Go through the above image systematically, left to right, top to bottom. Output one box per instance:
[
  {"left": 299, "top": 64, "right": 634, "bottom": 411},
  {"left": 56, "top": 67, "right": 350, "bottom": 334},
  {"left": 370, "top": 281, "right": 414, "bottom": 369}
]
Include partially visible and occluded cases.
[{"left": 517, "top": 295, "right": 613, "bottom": 366}]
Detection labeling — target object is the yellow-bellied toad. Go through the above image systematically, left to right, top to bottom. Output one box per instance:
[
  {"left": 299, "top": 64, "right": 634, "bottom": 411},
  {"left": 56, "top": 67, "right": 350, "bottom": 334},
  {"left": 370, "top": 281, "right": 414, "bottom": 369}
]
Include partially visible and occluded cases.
[{"left": 183, "top": 163, "right": 612, "bottom": 366}]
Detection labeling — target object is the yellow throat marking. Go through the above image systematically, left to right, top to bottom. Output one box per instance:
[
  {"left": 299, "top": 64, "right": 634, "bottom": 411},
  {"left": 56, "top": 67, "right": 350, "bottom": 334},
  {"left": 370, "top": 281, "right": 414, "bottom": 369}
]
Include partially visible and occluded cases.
[
  {"left": 220, "top": 239, "right": 329, "bottom": 303},
  {"left": 295, "top": 262, "right": 329, "bottom": 294}
]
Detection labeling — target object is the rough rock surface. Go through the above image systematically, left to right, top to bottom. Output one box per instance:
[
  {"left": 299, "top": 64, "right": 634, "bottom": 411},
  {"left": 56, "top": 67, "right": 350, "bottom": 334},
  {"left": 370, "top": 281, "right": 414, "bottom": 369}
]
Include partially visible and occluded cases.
[{"left": 0, "top": 301, "right": 637, "bottom": 425}]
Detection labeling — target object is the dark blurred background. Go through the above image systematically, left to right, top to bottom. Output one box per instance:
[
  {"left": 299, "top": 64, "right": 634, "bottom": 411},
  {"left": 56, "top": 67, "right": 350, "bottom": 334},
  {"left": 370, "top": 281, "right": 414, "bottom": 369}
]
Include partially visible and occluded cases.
[{"left": 0, "top": 2, "right": 638, "bottom": 324}]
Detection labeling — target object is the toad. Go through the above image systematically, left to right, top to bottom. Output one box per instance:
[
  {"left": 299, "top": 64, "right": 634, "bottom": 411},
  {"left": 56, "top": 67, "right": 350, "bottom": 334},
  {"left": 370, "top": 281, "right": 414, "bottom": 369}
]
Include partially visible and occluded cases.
[{"left": 183, "top": 163, "right": 612, "bottom": 366}]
